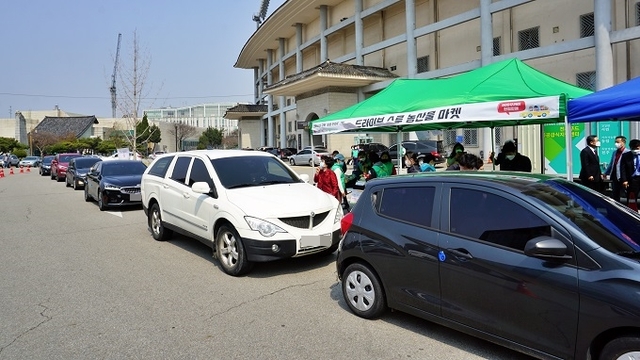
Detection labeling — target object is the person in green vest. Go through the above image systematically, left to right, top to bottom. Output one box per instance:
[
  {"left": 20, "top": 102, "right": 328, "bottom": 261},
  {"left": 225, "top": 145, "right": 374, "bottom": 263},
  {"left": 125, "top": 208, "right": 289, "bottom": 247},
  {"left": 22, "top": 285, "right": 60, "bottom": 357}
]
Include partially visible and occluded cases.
[
  {"left": 379, "top": 151, "right": 396, "bottom": 177},
  {"left": 365, "top": 152, "right": 390, "bottom": 180},
  {"left": 332, "top": 153, "right": 349, "bottom": 211}
]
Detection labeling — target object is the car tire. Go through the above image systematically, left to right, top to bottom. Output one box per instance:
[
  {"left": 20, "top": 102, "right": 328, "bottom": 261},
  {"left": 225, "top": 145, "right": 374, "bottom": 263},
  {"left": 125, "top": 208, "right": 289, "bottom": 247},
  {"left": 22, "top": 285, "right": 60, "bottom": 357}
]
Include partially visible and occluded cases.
[
  {"left": 290, "top": 158, "right": 296, "bottom": 166},
  {"left": 50, "top": 171, "right": 55, "bottom": 180},
  {"left": 56, "top": 174, "right": 63, "bottom": 182},
  {"left": 65, "top": 177, "right": 71, "bottom": 187},
  {"left": 73, "top": 180, "right": 78, "bottom": 190},
  {"left": 84, "top": 186, "right": 92, "bottom": 202},
  {"left": 97, "top": 191, "right": 108, "bottom": 211},
  {"left": 148, "top": 203, "right": 172, "bottom": 241},
  {"left": 215, "top": 225, "right": 253, "bottom": 276},
  {"left": 342, "top": 263, "right": 387, "bottom": 319},
  {"left": 599, "top": 336, "right": 640, "bottom": 360}
]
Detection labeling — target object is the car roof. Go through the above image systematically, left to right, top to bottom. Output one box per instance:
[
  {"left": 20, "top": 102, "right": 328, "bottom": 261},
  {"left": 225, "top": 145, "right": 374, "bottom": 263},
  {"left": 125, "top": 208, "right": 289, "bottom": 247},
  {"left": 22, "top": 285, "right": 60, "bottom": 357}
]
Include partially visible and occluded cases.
[
  {"left": 167, "top": 149, "right": 278, "bottom": 160},
  {"left": 101, "top": 159, "right": 144, "bottom": 166}
]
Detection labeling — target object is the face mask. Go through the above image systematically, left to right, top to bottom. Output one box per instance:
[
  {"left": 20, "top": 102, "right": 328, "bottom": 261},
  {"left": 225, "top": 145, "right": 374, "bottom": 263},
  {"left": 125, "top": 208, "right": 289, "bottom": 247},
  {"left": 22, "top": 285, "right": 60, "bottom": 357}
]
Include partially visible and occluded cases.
[
  {"left": 594, "top": 141, "right": 601, "bottom": 147},
  {"left": 615, "top": 142, "right": 623, "bottom": 149},
  {"left": 633, "top": 150, "right": 640, "bottom": 155},
  {"left": 505, "top": 154, "right": 516, "bottom": 161},
  {"left": 404, "top": 160, "right": 412, "bottom": 167},
  {"left": 418, "top": 160, "right": 424, "bottom": 165},
  {"left": 319, "top": 161, "right": 326, "bottom": 169}
]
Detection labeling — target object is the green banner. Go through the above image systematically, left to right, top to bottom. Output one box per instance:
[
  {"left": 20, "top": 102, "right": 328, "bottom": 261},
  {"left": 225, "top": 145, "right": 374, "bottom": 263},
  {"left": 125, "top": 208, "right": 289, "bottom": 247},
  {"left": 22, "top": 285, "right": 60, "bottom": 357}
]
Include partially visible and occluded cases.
[{"left": 543, "top": 123, "right": 585, "bottom": 175}]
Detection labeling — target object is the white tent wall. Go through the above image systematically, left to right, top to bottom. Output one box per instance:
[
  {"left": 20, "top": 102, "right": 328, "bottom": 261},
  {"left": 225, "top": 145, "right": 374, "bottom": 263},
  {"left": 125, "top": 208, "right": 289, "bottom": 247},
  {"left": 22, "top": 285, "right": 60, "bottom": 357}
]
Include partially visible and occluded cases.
[{"left": 517, "top": 125, "right": 543, "bottom": 173}]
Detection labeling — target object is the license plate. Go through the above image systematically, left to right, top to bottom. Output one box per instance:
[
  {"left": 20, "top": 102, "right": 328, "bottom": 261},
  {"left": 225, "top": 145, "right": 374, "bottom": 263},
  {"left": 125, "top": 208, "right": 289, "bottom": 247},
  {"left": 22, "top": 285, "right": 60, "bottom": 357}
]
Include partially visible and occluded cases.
[
  {"left": 129, "top": 193, "right": 141, "bottom": 202},
  {"left": 300, "top": 233, "right": 332, "bottom": 248}
]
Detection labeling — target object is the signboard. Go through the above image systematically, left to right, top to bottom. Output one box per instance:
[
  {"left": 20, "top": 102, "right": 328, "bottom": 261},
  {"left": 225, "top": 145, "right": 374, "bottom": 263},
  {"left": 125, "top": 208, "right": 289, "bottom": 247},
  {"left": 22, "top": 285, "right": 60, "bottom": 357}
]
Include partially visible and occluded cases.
[
  {"left": 312, "top": 96, "right": 560, "bottom": 135},
  {"left": 596, "top": 121, "right": 630, "bottom": 166},
  {"left": 543, "top": 123, "right": 585, "bottom": 175},
  {"left": 117, "top": 147, "right": 130, "bottom": 160}
]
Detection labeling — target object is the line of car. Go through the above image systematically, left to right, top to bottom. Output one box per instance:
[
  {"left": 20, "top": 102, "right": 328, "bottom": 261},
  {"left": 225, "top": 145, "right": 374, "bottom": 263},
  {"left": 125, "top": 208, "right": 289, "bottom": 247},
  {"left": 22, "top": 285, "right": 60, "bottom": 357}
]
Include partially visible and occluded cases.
[{"left": 35, "top": 149, "right": 640, "bottom": 359}]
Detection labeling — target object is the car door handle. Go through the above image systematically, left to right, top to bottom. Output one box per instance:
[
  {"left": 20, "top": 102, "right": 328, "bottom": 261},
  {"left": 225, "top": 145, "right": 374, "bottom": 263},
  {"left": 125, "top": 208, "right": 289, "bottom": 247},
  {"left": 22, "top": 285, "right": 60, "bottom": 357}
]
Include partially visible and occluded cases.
[
  {"left": 163, "top": 184, "right": 169, "bottom": 189},
  {"left": 183, "top": 192, "right": 190, "bottom": 199},
  {"left": 447, "top": 248, "right": 473, "bottom": 260}
]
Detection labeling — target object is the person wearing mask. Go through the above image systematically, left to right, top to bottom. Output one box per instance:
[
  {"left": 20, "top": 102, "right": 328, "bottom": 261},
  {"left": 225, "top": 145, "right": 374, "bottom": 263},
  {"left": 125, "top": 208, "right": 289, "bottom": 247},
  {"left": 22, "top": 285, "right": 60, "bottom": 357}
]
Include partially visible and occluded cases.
[
  {"left": 579, "top": 135, "right": 604, "bottom": 192},
  {"left": 604, "top": 136, "right": 629, "bottom": 202},
  {"left": 620, "top": 139, "right": 640, "bottom": 206},
  {"left": 489, "top": 140, "right": 532, "bottom": 172},
  {"left": 446, "top": 142, "right": 465, "bottom": 170},
  {"left": 332, "top": 150, "right": 347, "bottom": 173},
  {"left": 345, "top": 150, "right": 370, "bottom": 187},
  {"left": 379, "top": 151, "right": 396, "bottom": 176},
  {"left": 365, "top": 152, "right": 389, "bottom": 180},
  {"left": 405, "top": 152, "right": 421, "bottom": 173},
  {"left": 332, "top": 153, "right": 349, "bottom": 211},
  {"left": 419, "top": 153, "right": 437, "bottom": 172},
  {"left": 458, "top": 153, "right": 484, "bottom": 171},
  {"left": 314, "top": 155, "right": 341, "bottom": 201}
]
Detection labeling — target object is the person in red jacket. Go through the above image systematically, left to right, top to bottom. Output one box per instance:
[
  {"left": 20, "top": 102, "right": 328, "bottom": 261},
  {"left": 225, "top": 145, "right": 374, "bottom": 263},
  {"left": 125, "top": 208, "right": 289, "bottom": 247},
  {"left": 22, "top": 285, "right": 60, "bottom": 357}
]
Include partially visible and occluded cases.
[{"left": 314, "top": 155, "right": 341, "bottom": 201}]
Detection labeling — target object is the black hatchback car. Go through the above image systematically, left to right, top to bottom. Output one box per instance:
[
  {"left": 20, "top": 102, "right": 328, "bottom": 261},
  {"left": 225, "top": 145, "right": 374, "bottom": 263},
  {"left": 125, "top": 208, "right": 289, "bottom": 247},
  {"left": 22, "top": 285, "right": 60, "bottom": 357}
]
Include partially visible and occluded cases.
[{"left": 337, "top": 172, "right": 640, "bottom": 360}]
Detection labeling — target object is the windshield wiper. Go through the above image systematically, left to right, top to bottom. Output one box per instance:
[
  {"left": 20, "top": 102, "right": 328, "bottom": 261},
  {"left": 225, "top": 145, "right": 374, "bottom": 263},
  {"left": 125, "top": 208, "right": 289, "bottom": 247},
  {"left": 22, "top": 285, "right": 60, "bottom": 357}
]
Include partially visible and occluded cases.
[
  {"left": 257, "top": 180, "right": 293, "bottom": 186},
  {"left": 227, "top": 183, "right": 256, "bottom": 189},
  {"left": 615, "top": 250, "right": 640, "bottom": 259}
]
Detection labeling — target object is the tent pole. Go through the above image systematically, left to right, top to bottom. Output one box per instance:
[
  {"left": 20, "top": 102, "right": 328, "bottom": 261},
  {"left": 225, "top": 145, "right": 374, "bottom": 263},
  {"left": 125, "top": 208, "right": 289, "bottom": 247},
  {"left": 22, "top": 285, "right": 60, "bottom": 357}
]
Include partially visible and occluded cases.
[
  {"left": 564, "top": 116, "right": 573, "bottom": 181},
  {"left": 490, "top": 126, "right": 495, "bottom": 170},
  {"left": 396, "top": 129, "right": 403, "bottom": 174}
]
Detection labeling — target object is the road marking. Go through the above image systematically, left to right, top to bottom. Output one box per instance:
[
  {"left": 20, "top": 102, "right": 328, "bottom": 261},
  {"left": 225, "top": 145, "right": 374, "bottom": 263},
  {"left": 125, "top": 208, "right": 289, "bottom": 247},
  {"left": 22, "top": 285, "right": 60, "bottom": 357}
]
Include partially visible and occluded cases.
[{"left": 106, "top": 211, "right": 123, "bottom": 218}]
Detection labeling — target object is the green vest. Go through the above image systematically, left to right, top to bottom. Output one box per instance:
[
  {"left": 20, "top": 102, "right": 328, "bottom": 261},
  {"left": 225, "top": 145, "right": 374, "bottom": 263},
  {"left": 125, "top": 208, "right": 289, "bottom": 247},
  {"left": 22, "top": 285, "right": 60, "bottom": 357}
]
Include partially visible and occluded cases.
[
  {"left": 331, "top": 163, "right": 346, "bottom": 189},
  {"left": 372, "top": 163, "right": 389, "bottom": 178}
]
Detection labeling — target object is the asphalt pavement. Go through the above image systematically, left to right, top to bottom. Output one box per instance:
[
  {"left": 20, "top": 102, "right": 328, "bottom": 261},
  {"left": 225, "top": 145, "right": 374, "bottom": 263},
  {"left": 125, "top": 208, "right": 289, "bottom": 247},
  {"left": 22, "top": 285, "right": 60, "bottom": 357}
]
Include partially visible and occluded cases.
[{"left": 0, "top": 167, "right": 532, "bottom": 360}]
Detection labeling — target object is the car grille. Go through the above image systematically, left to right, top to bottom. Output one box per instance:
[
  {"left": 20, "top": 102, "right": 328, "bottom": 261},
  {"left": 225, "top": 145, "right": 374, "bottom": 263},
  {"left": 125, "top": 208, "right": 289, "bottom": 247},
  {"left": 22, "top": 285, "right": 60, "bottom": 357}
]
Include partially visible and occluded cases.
[
  {"left": 121, "top": 187, "right": 141, "bottom": 194},
  {"left": 279, "top": 211, "right": 330, "bottom": 229}
]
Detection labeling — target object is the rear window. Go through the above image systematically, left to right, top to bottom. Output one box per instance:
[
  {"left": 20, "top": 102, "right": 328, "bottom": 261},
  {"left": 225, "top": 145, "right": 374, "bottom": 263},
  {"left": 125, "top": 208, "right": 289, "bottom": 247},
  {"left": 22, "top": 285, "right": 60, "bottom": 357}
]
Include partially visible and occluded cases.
[
  {"left": 59, "top": 154, "right": 80, "bottom": 162},
  {"left": 148, "top": 156, "right": 174, "bottom": 178},
  {"left": 74, "top": 158, "right": 101, "bottom": 169},
  {"left": 378, "top": 186, "right": 436, "bottom": 228}
]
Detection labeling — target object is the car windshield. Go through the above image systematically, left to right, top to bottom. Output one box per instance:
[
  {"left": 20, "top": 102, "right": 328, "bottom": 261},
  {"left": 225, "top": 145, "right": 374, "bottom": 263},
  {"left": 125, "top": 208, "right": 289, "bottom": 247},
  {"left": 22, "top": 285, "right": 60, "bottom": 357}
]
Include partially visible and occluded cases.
[
  {"left": 59, "top": 155, "right": 80, "bottom": 162},
  {"left": 24, "top": 156, "right": 38, "bottom": 161},
  {"left": 42, "top": 156, "right": 54, "bottom": 164},
  {"left": 211, "top": 156, "right": 299, "bottom": 189},
  {"left": 75, "top": 158, "right": 101, "bottom": 169},
  {"left": 101, "top": 162, "right": 147, "bottom": 176},
  {"left": 523, "top": 179, "right": 640, "bottom": 253}
]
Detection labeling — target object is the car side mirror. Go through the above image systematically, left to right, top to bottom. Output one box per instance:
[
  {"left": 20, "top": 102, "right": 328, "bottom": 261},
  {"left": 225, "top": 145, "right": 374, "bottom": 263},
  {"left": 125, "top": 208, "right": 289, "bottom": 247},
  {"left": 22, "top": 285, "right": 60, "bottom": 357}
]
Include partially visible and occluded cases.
[
  {"left": 299, "top": 174, "right": 310, "bottom": 183},
  {"left": 192, "top": 181, "right": 217, "bottom": 198},
  {"left": 524, "top": 237, "right": 572, "bottom": 261}
]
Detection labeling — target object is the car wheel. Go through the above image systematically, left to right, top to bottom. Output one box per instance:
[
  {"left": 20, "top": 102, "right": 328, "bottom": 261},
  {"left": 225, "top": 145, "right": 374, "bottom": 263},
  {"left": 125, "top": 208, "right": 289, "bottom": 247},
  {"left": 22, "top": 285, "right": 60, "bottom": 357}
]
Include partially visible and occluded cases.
[
  {"left": 290, "top": 158, "right": 296, "bottom": 166},
  {"left": 50, "top": 171, "right": 55, "bottom": 180},
  {"left": 56, "top": 174, "right": 63, "bottom": 182},
  {"left": 65, "top": 176, "right": 71, "bottom": 187},
  {"left": 84, "top": 186, "right": 92, "bottom": 202},
  {"left": 97, "top": 191, "right": 108, "bottom": 211},
  {"left": 148, "top": 203, "right": 172, "bottom": 241},
  {"left": 215, "top": 225, "right": 253, "bottom": 276},
  {"left": 342, "top": 263, "right": 387, "bottom": 319},
  {"left": 599, "top": 336, "right": 640, "bottom": 360}
]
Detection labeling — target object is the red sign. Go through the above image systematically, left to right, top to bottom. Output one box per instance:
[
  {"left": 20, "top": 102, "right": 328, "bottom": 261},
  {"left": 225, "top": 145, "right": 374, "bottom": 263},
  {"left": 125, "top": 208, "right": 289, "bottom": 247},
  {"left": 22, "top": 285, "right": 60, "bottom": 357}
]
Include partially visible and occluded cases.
[{"left": 497, "top": 101, "right": 526, "bottom": 115}]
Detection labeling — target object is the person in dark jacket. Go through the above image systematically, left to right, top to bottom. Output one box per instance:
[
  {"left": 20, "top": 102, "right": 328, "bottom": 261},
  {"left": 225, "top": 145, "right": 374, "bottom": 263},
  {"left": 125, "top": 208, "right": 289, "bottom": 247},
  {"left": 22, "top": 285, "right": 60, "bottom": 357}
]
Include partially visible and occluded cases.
[
  {"left": 579, "top": 135, "right": 604, "bottom": 192},
  {"left": 604, "top": 136, "right": 629, "bottom": 202},
  {"left": 620, "top": 138, "right": 640, "bottom": 202},
  {"left": 490, "top": 140, "right": 532, "bottom": 172}
]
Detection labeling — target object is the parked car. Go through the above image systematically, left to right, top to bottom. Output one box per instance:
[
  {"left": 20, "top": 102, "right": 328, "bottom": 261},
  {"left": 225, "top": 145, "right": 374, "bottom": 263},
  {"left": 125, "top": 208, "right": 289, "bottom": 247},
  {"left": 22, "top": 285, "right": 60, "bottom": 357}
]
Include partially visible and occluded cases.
[
  {"left": 388, "top": 140, "right": 445, "bottom": 166},
  {"left": 351, "top": 142, "right": 389, "bottom": 156},
  {"left": 288, "top": 149, "right": 330, "bottom": 166},
  {"left": 140, "top": 150, "right": 342, "bottom": 276},
  {"left": 105, "top": 151, "right": 143, "bottom": 161},
  {"left": 148, "top": 151, "right": 166, "bottom": 160},
  {"left": 51, "top": 153, "right": 82, "bottom": 182},
  {"left": 1, "top": 154, "right": 20, "bottom": 168},
  {"left": 39, "top": 155, "right": 55, "bottom": 176},
  {"left": 18, "top": 156, "right": 40, "bottom": 168},
  {"left": 65, "top": 156, "right": 102, "bottom": 190},
  {"left": 84, "top": 160, "right": 147, "bottom": 211},
  {"left": 337, "top": 171, "right": 640, "bottom": 360}
]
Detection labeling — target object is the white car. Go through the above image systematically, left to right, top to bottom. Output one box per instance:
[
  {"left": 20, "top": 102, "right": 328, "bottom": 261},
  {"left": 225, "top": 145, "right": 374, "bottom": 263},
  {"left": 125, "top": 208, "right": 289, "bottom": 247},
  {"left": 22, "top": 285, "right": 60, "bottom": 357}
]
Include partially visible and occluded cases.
[{"left": 141, "top": 150, "right": 342, "bottom": 276}]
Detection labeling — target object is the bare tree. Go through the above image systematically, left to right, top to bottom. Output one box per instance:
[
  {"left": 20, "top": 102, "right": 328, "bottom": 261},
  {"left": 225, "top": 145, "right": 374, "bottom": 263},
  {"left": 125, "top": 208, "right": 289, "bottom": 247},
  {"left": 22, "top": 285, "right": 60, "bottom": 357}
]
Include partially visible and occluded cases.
[
  {"left": 115, "top": 30, "right": 162, "bottom": 154},
  {"left": 168, "top": 123, "right": 198, "bottom": 151},
  {"left": 30, "top": 131, "right": 60, "bottom": 155}
]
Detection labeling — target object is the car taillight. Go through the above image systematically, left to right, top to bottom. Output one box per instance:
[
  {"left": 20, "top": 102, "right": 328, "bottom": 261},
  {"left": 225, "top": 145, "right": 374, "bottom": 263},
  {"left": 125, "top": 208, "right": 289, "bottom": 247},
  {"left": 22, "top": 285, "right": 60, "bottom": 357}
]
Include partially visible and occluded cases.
[
  {"left": 431, "top": 150, "right": 438, "bottom": 156},
  {"left": 340, "top": 212, "right": 354, "bottom": 235}
]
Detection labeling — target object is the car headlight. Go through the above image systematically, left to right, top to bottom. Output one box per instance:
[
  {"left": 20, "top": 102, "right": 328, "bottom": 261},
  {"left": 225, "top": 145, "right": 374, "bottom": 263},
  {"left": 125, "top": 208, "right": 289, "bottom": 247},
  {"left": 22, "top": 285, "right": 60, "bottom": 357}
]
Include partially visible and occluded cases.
[
  {"left": 103, "top": 183, "right": 121, "bottom": 191},
  {"left": 334, "top": 203, "right": 344, "bottom": 223},
  {"left": 245, "top": 216, "right": 286, "bottom": 237}
]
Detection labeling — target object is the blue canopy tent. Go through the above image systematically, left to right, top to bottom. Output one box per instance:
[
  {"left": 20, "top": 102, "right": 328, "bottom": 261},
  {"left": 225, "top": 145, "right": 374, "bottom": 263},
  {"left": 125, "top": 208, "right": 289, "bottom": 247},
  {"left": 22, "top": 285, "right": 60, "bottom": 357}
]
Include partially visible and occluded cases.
[{"left": 566, "top": 76, "right": 640, "bottom": 180}]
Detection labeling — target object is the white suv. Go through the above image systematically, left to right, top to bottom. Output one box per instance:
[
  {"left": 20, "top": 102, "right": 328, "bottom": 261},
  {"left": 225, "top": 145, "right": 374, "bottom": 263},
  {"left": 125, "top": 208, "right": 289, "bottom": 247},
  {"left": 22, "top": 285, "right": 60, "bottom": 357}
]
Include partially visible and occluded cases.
[{"left": 141, "top": 150, "right": 342, "bottom": 276}]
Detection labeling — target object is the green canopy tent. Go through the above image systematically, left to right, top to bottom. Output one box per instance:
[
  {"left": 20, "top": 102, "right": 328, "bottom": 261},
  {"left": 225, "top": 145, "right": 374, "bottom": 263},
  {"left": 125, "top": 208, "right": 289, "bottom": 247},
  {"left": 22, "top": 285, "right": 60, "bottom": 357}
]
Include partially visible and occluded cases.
[{"left": 310, "top": 58, "right": 591, "bottom": 175}]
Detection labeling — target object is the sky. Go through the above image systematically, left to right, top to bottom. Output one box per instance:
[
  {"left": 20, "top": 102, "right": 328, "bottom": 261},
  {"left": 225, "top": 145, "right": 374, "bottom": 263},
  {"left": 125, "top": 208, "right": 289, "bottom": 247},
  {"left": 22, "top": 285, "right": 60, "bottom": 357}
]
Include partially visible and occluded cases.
[{"left": 0, "top": 0, "right": 286, "bottom": 118}]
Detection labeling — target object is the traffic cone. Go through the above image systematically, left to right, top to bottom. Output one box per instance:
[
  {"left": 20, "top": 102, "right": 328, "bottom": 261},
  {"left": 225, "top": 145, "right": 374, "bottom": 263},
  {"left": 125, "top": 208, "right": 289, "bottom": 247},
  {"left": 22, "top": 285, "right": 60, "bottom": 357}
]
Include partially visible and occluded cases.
[
  {"left": 19, "top": 165, "right": 24, "bottom": 173},
  {"left": 26, "top": 165, "right": 31, "bottom": 172},
  {"left": 9, "top": 167, "right": 14, "bottom": 175},
  {"left": 0, "top": 168, "right": 4, "bottom": 178}
]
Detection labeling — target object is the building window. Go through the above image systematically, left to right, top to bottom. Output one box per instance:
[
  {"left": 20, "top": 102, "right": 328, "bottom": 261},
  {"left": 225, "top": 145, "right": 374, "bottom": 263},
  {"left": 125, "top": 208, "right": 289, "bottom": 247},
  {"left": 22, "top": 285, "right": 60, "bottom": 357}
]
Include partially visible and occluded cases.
[
  {"left": 636, "top": 2, "right": 640, "bottom": 26},
  {"left": 580, "top": 13, "right": 594, "bottom": 38},
  {"left": 518, "top": 27, "right": 539, "bottom": 50},
  {"left": 493, "top": 37, "right": 501, "bottom": 56},
  {"left": 417, "top": 55, "right": 429, "bottom": 73},
  {"left": 576, "top": 71, "right": 596, "bottom": 91},
  {"left": 494, "top": 127, "right": 503, "bottom": 151},
  {"left": 463, "top": 129, "right": 478, "bottom": 147},
  {"left": 444, "top": 130, "right": 457, "bottom": 148}
]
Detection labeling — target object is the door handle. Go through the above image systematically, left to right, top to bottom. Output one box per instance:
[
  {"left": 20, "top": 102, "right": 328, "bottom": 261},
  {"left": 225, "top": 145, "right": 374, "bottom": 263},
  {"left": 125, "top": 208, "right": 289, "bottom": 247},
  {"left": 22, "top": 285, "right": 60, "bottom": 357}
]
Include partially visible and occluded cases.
[
  {"left": 163, "top": 184, "right": 169, "bottom": 189},
  {"left": 183, "top": 192, "right": 190, "bottom": 199},
  {"left": 447, "top": 248, "right": 473, "bottom": 260}
]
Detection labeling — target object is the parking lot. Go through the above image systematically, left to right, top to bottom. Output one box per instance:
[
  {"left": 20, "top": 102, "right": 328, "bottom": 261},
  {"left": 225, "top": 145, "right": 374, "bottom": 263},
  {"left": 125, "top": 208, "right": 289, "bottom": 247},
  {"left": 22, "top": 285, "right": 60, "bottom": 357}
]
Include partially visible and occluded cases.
[{"left": 0, "top": 167, "right": 532, "bottom": 360}]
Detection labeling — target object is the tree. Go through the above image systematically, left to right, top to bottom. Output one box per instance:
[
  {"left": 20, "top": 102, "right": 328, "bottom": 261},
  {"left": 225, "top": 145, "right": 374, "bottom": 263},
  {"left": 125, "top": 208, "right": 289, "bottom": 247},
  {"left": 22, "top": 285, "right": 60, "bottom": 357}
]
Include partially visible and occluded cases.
[
  {"left": 135, "top": 113, "right": 161, "bottom": 154},
  {"left": 168, "top": 123, "right": 198, "bottom": 151},
  {"left": 197, "top": 127, "right": 223, "bottom": 150},
  {"left": 222, "top": 129, "right": 239, "bottom": 149},
  {"left": 30, "top": 131, "right": 60, "bottom": 156},
  {"left": 0, "top": 137, "right": 19, "bottom": 153}
]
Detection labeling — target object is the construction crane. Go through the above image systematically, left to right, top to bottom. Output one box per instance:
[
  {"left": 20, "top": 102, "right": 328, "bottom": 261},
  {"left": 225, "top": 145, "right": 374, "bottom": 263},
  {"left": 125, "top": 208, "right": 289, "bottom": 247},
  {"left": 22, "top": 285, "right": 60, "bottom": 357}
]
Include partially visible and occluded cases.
[
  {"left": 252, "top": 0, "right": 270, "bottom": 28},
  {"left": 110, "top": 33, "right": 122, "bottom": 118}
]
